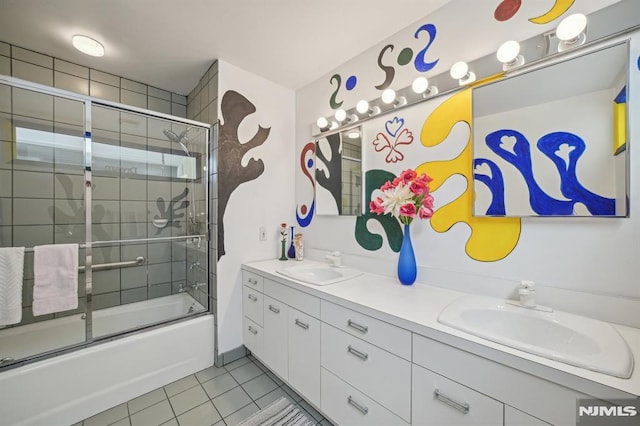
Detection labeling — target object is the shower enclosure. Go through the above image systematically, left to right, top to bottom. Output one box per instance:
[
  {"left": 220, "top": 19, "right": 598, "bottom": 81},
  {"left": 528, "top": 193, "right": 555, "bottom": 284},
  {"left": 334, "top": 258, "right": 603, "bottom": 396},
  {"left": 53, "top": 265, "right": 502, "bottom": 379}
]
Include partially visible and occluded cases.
[{"left": 0, "top": 76, "right": 211, "bottom": 368}]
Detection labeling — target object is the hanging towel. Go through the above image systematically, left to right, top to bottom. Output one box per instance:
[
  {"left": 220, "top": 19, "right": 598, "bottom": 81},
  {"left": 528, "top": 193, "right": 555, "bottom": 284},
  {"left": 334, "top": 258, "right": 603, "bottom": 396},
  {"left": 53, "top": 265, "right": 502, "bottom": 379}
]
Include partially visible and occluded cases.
[
  {"left": 33, "top": 244, "right": 79, "bottom": 316},
  {"left": 0, "top": 247, "right": 25, "bottom": 325}
]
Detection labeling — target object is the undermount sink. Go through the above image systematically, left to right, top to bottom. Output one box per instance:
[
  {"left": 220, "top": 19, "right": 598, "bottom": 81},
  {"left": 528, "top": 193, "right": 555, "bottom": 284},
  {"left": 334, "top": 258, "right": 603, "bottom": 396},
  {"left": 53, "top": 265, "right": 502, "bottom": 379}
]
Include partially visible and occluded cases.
[
  {"left": 277, "top": 263, "right": 362, "bottom": 286},
  {"left": 438, "top": 295, "right": 634, "bottom": 378}
]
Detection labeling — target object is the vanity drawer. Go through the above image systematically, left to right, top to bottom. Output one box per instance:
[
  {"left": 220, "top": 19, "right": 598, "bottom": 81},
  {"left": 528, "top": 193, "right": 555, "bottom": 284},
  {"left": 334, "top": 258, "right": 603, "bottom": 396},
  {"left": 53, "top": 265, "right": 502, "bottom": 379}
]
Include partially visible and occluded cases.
[
  {"left": 243, "top": 270, "right": 264, "bottom": 292},
  {"left": 264, "top": 278, "right": 320, "bottom": 318},
  {"left": 243, "top": 285, "right": 263, "bottom": 326},
  {"left": 321, "top": 300, "right": 411, "bottom": 360},
  {"left": 243, "top": 317, "right": 263, "bottom": 358},
  {"left": 321, "top": 323, "right": 411, "bottom": 422},
  {"left": 412, "top": 333, "right": 588, "bottom": 425},
  {"left": 412, "top": 363, "right": 503, "bottom": 425},
  {"left": 321, "top": 368, "right": 409, "bottom": 426}
]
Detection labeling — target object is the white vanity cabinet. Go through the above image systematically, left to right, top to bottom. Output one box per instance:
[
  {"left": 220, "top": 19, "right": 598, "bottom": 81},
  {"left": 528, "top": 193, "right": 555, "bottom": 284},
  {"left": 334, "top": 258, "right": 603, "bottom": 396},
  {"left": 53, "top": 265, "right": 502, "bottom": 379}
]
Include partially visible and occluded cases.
[{"left": 241, "top": 270, "right": 321, "bottom": 407}]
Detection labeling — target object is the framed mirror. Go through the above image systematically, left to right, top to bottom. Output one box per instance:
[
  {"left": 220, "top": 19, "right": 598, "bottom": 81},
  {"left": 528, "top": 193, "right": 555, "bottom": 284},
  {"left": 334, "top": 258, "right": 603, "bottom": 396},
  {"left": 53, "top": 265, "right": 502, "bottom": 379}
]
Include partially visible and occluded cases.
[
  {"left": 472, "top": 41, "right": 629, "bottom": 217},
  {"left": 315, "top": 126, "right": 363, "bottom": 215}
]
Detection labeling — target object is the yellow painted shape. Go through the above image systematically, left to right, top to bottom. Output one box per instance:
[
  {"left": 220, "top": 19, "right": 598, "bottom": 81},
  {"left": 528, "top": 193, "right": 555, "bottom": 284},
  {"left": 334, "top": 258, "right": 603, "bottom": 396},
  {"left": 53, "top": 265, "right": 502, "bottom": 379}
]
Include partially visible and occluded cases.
[
  {"left": 529, "top": 0, "right": 575, "bottom": 24},
  {"left": 417, "top": 88, "right": 521, "bottom": 262},
  {"left": 613, "top": 101, "right": 627, "bottom": 155}
]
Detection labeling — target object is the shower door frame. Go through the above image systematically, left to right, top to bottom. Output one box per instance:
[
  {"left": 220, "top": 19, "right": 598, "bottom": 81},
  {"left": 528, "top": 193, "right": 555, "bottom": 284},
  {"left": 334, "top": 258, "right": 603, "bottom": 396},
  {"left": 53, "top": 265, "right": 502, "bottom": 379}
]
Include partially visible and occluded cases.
[{"left": 0, "top": 74, "right": 212, "bottom": 365}]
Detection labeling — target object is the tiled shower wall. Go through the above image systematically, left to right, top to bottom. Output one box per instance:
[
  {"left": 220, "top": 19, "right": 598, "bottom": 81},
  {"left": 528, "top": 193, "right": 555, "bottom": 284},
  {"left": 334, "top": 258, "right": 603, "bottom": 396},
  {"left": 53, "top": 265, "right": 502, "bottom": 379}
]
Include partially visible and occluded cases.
[
  {"left": 0, "top": 40, "right": 210, "bottom": 326},
  {"left": 187, "top": 61, "right": 218, "bottom": 321}
]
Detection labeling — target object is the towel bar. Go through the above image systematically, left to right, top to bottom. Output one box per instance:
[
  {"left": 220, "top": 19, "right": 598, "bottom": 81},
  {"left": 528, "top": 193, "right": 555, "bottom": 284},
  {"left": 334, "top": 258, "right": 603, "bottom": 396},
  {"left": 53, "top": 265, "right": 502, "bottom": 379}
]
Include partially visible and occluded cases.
[{"left": 78, "top": 256, "right": 146, "bottom": 273}]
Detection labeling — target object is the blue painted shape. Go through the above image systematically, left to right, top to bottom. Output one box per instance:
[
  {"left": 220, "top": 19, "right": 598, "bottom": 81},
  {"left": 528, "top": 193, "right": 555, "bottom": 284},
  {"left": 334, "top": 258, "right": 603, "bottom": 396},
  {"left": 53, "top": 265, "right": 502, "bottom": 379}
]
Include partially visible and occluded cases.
[
  {"left": 413, "top": 23, "right": 439, "bottom": 72},
  {"left": 637, "top": 55, "right": 640, "bottom": 70},
  {"left": 346, "top": 75, "right": 357, "bottom": 91},
  {"left": 614, "top": 86, "right": 626, "bottom": 103},
  {"left": 385, "top": 117, "right": 404, "bottom": 137},
  {"left": 485, "top": 129, "right": 575, "bottom": 215},
  {"left": 537, "top": 132, "right": 616, "bottom": 215},
  {"left": 307, "top": 158, "right": 314, "bottom": 168},
  {"left": 474, "top": 158, "right": 506, "bottom": 216},
  {"left": 296, "top": 200, "right": 315, "bottom": 227},
  {"left": 397, "top": 224, "right": 417, "bottom": 285}
]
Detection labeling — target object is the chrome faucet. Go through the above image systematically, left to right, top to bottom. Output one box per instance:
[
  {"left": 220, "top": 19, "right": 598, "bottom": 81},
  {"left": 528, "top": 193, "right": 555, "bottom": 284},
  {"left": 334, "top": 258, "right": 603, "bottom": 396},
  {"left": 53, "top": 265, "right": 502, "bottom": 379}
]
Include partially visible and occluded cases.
[
  {"left": 325, "top": 251, "right": 342, "bottom": 267},
  {"left": 519, "top": 280, "right": 536, "bottom": 307}
]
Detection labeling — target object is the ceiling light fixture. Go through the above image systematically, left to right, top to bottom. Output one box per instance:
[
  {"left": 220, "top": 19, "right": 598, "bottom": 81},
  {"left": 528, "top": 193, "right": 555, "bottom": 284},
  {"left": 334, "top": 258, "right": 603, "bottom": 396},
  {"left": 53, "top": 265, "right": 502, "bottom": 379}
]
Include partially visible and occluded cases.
[
  {"left": 556, "top": 13, "right": 587, "bottom": 52},
  {"left": 72, "top": 34, "right": 105, "bottom": 57},
  {"left": 497, "top": 40, "right": 525, "bottom": 70},
  {"left": 450, "top": 61, "right": 476, "bottom": 85},
  {"left": 411, "top": 76, "right": 438, "bottom": 97},
  {"left": 356, "top": 100, "right": 381, "bottom": 117},
  {"left": 334, "top": 108, "right": 347, "bottom": 122}
]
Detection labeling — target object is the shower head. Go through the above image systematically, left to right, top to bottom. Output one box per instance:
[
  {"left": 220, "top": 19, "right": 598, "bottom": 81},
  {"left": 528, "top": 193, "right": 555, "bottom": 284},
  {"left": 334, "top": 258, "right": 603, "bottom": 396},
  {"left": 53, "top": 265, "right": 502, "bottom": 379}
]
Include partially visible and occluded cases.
[{"left": 163, "top": 129, "right": 191, "bottom": 156}]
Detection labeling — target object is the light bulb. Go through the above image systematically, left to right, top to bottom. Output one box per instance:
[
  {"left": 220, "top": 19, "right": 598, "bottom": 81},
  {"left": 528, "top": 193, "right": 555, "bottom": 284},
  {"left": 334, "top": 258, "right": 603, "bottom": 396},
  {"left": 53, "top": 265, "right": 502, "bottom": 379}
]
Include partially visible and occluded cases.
[
  {"left": 556, "top": 13, "right": 587, "bottom": 42},
  {"left": 72, "top": 35, "right": 105, "bottom": 57},
  {"left": 497, "top": 40, "right": 520, "bottom": 64},
  {"left": 450, "top": 61, "right": 469, "bottom": 80},
  {"left": 412, "top": 76, "right": 429, "bottom": 94},
  {"left": 381, "top": 88, "right": 396, "bottom": 104},
  {"left": 356, "top": 100, "right": 369, "bottom": 114},
  {"left": 334, "top": 108, "right": 347, "bottom": 122},
  {"left": 316, "top": 117, "right": 329, "bottom": 129},
  {"left": 348, "top": 131, "right": 360, "bottom": 139}
]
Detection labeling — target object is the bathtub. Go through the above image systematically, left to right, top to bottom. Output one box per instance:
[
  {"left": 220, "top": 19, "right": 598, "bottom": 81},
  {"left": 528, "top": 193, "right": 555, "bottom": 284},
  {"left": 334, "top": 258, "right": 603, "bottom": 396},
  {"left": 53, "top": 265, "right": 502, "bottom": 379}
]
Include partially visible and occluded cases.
[{"left": 0, "top": 294, "right": 215, "bottom": 426}]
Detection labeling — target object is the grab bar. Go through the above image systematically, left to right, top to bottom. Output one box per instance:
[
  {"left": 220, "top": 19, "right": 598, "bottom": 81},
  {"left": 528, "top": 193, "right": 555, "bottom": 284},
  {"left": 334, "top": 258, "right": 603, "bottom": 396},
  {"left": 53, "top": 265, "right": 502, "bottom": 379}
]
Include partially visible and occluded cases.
[
  {"left": 22, "top": 235, "right": 205, "bottom": 253},
  {"left": 78, "top": 256, "right": 146, "bottom": 272}
]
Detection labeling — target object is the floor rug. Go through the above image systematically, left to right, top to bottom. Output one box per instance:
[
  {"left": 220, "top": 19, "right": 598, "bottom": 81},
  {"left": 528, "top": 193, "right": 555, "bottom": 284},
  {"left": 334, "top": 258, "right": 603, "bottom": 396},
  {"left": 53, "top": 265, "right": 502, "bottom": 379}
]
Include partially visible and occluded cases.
[{"left": 236, "top": 397, "right": 316, "bottom": 426}]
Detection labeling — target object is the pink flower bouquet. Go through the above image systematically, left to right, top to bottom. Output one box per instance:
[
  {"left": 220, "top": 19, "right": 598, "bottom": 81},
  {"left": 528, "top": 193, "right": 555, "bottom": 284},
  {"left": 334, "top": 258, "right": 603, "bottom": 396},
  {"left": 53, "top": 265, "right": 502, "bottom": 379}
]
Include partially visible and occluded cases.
[{"left": 369, "top": 169, "right": 434, "bottom": 225}]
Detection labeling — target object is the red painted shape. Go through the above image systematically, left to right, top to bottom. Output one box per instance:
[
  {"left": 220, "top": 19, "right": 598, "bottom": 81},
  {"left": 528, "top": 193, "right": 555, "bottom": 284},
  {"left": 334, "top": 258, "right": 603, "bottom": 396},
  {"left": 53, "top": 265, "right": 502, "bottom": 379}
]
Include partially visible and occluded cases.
[
  {"left": 494, "top": 0, "right": 521, "bottom": 21},
  {"left": 301, "top": 205, "right": 308, "bottom": 215}
]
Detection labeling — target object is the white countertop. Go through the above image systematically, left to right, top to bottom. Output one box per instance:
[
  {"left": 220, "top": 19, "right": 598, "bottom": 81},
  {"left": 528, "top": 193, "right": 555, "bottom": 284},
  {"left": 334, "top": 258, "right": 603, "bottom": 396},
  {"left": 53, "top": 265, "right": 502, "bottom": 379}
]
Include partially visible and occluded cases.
[{"left": 243, "top": 259, "right": 640, "bottom": 399}]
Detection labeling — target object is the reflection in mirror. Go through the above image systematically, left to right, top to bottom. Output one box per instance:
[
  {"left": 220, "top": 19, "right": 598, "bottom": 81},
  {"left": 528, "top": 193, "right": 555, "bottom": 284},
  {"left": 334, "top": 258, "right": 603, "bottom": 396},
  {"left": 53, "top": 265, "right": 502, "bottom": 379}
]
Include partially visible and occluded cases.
[
  {"left": 473, "top": 41, "right": 628, "bottom": 217},
  {"left": 315, "top": 126, "right": 363, "bottom": 215}
]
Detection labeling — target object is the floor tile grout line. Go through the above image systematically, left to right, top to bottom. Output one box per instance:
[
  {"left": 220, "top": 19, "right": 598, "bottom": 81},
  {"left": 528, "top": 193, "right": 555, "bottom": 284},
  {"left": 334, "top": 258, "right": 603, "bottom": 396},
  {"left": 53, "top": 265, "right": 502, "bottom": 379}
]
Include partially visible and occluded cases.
[{"left": 161, "top": 386, "right": 179, "bottom": 423}]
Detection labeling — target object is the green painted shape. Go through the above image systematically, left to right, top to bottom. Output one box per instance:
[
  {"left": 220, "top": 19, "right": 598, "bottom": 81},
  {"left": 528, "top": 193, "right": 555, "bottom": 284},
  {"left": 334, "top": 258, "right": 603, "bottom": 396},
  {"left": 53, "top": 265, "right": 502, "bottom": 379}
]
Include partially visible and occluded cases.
[
  {"left": 397, "top": 47, "right": 414, "bottom": 66},
  {"left": 355, "top": 169, "right": 403, "bottom": 252}
]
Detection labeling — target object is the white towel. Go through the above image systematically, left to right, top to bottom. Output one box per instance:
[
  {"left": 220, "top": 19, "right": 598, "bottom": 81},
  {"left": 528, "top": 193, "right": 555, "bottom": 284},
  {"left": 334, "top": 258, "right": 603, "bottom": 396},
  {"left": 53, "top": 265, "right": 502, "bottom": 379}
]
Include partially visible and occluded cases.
[
  {"left": 33, "top": 244, "right": 79, "bottom": 316},
  {"left": 0, "top": 247, "right": 25, "bottom": 325}
]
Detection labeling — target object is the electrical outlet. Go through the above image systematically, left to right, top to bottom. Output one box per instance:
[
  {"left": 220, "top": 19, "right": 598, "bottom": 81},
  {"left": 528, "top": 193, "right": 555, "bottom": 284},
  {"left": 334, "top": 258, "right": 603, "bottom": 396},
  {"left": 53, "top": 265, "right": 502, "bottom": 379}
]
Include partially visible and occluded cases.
[{"left": 259, "top": 226, "right": 267, "bottom": 241}]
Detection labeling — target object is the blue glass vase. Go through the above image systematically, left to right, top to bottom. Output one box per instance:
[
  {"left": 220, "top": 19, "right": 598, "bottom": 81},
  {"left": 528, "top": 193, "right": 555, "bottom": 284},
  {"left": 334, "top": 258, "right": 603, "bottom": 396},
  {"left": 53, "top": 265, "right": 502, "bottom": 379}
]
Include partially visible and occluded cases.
[{"left": 397, "top": 223, "right": 417, "bottom": 285}]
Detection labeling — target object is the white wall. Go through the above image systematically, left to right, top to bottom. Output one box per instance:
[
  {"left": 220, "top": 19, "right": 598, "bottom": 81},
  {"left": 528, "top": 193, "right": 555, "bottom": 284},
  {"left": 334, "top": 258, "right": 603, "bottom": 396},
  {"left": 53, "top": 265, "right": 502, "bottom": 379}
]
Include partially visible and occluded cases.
[
  {"left": 295, "top": 0, "right": 640, "bottom": 327},
  {"left": 217, "top": 60, "right": 295, "bottom": 353}
]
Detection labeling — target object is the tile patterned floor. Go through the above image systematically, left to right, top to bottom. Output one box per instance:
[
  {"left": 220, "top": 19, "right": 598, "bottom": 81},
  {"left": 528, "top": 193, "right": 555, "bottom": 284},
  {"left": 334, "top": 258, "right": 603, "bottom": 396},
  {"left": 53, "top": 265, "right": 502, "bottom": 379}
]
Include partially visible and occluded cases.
[{"left": 76, "top": 355, "right": 334, "bottom": 426}]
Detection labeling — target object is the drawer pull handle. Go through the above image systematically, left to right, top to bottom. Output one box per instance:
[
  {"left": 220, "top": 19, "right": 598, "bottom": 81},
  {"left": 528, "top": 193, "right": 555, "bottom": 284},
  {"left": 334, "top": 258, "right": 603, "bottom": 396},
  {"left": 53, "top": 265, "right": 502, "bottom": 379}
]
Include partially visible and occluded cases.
[
  {"left": 248, "top": 278, "right": 258, "bottom": 285},
  {"left": 247, "top": 294, "right": 258, "bottom": 302},
  {"left": 268, "top": 305, "right": 280, "bottom": 314},
  {"left": 295, "top": 319, "right": 309, "bottom": 330},
  {"left": 347, "top": 319, "right": 368, "bottom": 334},
  {"left": 248, "top": 326, "right": 258, "bottom": 335},
  {"left": 347, "top": 345, "right": 368, "bottom": 361},
  {"left": 434, "top": 389, "right": 470, "bottom": 414},
  {"left": 347, "top": 396, "right": 369, "bottom": 415}
]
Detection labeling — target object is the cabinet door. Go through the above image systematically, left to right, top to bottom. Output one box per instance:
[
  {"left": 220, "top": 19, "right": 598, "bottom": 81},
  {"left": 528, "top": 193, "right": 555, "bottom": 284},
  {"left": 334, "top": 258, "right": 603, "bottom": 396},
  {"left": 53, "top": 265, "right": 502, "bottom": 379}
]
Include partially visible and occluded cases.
[
  {"left": 243, "top": 286, "right": 263, "bottom": 326},
  {"left": 262, "top": 295, "right": 289, "bottom": 380},
  {"left": 288, "top": 307, "right": 320, "bottom": 407},
  {"left": 243, "top": 317, "right": 263, "bottom": 358},
  {"left": 412, "top": 364, "right": 503, "bottom": 426},
  {"left": 505, "top": 406, "right": 552, "bottom": 426}
]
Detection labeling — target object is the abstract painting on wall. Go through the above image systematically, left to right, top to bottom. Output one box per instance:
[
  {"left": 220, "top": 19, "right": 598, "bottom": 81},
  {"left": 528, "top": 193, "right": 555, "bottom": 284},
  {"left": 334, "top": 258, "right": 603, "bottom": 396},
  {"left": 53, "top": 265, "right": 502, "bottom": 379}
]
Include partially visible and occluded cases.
[{"left": 472, "top": 41, "right": 629, "bottom": 217}]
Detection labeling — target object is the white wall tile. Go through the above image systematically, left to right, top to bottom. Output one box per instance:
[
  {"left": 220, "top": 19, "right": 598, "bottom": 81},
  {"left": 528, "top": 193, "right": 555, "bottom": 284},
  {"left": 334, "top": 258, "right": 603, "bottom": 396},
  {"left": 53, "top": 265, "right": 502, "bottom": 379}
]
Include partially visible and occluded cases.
[
  {"left": 0, "top": 42, "right": 10, "bottom": 56},
  {"left": 12, "top": 46, "right": 52, "bottom": 68},
  {"left": 0, "top": 56, "right": 9, "bottom": 76},
  {"left": 12, "top": 59, "right": 53, "bottom": 86},
  {"left": 54, "top": 59, "right": 89, "bottom": 79},
  {"left": 90, "top": 69, "right": 120, "bottom": 87},
  {"left": 54, "top": 71, "right": 89, "bottom": 95},
  {"left": 121, "top": 78, "right": 147, "bottom": 94},
  {"left": 90, "top": 81, "right": 120, "bottom": 102},
  {"left": 0, "top": 84, "right": 10, "bottom": 113},
  {"left": 149, "top": 86, "right": 171, "bottom": 101},
  {"left": 13, "top": 87, "right": 53, "bottom": 120},
  {"left": 120, "top": 89, "right": 147, "bottom": 109},
  {"left": 172, "top": 93, "right": 187, "bottom": 106},
  {"left": 148, "top": 96, "right": 171, "bottom": 114},
  {"left": 54, "top": 97, "right": 85, "bottom": 126},
  {"left": 172, "top": 103, "right": 186, "bottom": 118},
  {"left": 92, "top": 105, "right": 120, "bottom": 132},
  {"left": 120, "top": 111, "right": 147, "bottom": 137},
  {"left": 0, "top": 141, "right": 11, "bottom": 169},
  {"left": 0, "top": 170, "right": 11, "bottom": 197},
  {"left": 13, "top": 170, "right": 53, "bottom": 198},
  {"left": 93, "top": 176, "right": 120, "bottom": 200},
  {"left": 0, "top": 198, "right": 11, "bottom": 225},
  {"left": 12, "top": 198, "right": 53, "bottom": 225},
  {"left": 53, "top": 199, "right": 84, "bottom": 225},
  {"left": 14, "top": 224, "right": 54, "bottom": 246}
]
